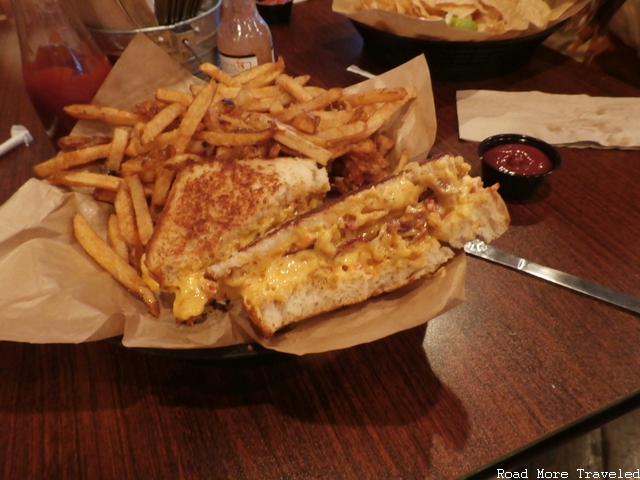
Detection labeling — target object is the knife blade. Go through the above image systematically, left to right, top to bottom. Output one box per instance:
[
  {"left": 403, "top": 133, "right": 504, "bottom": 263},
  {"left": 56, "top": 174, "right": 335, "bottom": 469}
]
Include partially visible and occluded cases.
[{"left": 464, "top": 239, "right": 640, "bottom": 315}]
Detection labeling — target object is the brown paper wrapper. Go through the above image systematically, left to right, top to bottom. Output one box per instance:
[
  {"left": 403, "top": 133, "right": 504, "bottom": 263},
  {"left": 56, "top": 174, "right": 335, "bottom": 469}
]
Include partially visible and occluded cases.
[{"left": 0, "top": 34, "right": 464, "bottom": 355}]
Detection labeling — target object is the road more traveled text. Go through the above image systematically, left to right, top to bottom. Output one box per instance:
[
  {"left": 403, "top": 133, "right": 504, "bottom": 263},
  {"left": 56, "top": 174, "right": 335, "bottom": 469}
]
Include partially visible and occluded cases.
[{"left": 496, "top": 469, "right": 640, "bottom": 479}]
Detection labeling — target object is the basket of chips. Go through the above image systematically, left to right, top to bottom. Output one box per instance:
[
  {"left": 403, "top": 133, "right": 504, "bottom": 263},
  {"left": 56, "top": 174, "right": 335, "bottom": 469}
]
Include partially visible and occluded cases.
[{"left": 333, "top": 0, "right": 589, "bottom": 80}]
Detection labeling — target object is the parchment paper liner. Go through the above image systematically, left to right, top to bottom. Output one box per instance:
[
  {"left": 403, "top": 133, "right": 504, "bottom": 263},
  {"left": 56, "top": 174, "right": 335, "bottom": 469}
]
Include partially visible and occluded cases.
[
  {"left": 332, "top": 0, "right": 590, "bottom": 42},
  {"left": 0, "top": 34, "right": 466, "bottom": 355}
]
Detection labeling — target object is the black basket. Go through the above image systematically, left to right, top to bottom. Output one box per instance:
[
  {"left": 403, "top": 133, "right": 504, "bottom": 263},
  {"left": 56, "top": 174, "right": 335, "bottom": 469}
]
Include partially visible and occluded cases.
[{"left": 352, "top": 20, "right": 566, "bottom": 81}]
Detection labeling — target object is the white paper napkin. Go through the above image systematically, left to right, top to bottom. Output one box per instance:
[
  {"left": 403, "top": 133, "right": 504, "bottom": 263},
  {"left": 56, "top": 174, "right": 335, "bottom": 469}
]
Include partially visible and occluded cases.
[{"left": 456, "top": 90, "right": 640, "bottom": 149}]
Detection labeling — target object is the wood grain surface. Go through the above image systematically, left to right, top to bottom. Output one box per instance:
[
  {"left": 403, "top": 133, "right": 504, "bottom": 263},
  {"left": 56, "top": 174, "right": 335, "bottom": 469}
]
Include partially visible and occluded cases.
[{"left": 1, "top": 1, "right": 640, "bottom": 478}]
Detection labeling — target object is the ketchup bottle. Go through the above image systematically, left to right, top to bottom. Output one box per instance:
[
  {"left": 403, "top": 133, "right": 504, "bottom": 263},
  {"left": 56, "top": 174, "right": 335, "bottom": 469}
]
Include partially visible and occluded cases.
[{"left": 10, "top": 0, "right": 113, "bottom": 141}]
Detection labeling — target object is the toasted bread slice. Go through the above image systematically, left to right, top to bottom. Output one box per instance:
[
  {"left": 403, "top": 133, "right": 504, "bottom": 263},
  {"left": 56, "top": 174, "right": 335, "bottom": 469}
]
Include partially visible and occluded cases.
[
  {"left": 211, "top": 155, "right": 510, "bottom": 337},
  {"left": 144, "top": 157, "right": 330, "bottom": 320}
]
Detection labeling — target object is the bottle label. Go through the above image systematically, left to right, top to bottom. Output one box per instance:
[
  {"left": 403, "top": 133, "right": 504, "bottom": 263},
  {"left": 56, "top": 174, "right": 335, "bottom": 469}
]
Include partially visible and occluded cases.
[{"left": 219, "top": 52, "right": 260, "bottom": 76}]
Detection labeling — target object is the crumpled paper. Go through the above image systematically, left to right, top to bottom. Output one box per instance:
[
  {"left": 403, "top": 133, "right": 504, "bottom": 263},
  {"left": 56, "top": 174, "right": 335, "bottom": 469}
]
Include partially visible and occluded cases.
[
  {"left": 0, "top": 34, "right": 465, "bottom": 355},
  {"left": 457, "top": 89, "right": 640, "bottom": 149}
]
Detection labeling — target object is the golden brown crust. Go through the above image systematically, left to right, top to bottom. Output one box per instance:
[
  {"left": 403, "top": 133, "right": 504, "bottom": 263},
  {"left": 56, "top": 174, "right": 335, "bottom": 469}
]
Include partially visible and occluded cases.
[
  {"left": 144, "top": 158, "right": 330, "bottom": 292},
  {"left": 147, "top": 160, "right": 280, "bottom": 282}
]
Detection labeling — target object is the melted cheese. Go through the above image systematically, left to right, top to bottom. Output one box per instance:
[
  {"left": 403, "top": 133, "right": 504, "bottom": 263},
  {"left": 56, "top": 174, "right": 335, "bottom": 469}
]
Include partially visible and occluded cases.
[
  {"left": 216, "top": 157, "right": 501, "bottom": 316},
  {"left": 222, "top": 176, "right": 439, "bottom": 306},
  {"left": 161, "top": 194, "right": 324, "bottom": 321},
  {"left": 231, "top": 229, "right": 440, "bottom": 306},
  {"left": 142, "top": 254, "right": 216, "bottom": 321},
  {"left": 140, "top": 256, "right": 160, "bottom": 292},
  {"left": 172, "top": 272, "right": 216, "bottom": 321}
]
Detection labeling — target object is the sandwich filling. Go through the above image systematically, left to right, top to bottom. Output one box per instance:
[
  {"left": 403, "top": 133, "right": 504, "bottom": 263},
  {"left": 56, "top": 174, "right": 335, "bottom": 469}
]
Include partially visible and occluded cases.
[
  {"left": 210, "top": 155, "right": 510, "bottom": 335},
  {"left": 143, "top": 158, "right": 330, "bottom": 321},
  {"left": 215, "top": 174, "right": 446, "bottom": 305}
]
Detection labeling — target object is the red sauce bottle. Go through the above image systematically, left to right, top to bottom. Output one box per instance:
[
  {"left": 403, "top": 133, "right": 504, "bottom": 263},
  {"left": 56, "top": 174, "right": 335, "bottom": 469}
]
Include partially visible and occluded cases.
[{"left": 11, "top": 0, "right": 112, "bottom": 141}]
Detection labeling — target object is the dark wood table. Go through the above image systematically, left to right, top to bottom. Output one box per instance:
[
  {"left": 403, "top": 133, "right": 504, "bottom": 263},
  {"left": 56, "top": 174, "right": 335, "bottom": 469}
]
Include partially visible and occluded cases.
[{"left": 2, "top": 1, "right": 640, "bottom": 478}]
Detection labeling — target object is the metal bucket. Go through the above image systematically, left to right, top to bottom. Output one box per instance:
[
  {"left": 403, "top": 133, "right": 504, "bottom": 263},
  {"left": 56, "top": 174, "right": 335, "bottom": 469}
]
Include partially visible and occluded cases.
[{"left": 88, "top": 0, "right": 221, "bottom": 76}]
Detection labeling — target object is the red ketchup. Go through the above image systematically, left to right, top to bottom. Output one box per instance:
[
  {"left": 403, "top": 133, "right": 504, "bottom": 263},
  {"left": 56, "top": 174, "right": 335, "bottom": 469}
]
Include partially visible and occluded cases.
[
  {"left": 22, "top": 44, "right": 112, "bottom": 141},
  {"left": 483, "top": 143, "right": 552, "bottom": 176}
]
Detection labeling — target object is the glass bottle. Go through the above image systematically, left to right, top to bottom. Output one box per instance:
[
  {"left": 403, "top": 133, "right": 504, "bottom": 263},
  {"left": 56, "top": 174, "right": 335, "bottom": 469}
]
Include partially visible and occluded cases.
[
  {"left": 10, "top": 0, "right": 113, "bottom": 141},
  {"left": 217, "top": 0, "right": 274, "bottom": 76}
]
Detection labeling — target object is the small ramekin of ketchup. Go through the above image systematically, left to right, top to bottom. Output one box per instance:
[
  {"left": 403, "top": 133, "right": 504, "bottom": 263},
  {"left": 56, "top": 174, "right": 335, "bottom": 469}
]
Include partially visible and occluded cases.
[{"left": 478, "top": 134, "right": 561, "bottom": 201}]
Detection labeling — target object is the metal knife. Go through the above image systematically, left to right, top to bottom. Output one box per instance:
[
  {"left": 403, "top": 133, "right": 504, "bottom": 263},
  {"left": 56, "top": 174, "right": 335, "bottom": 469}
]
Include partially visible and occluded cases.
[{"left": 464, "top": 239, "right": 640, "bottom": 315}]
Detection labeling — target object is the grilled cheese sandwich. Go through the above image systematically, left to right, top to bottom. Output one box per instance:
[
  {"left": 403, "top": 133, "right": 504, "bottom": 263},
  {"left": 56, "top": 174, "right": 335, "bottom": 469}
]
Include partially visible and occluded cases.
[
  {"left": 210, "top": 155, "right": 510, "bottom": 337},
  {"left": 143, "top": 157, "right": 330, "bottom": 321}
]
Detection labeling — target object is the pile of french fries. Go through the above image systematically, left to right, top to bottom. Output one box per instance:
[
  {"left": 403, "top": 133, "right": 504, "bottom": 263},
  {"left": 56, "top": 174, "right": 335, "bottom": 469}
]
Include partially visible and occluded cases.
[{"left": 32, "top": 57, "right": 417, "bottom": 317}]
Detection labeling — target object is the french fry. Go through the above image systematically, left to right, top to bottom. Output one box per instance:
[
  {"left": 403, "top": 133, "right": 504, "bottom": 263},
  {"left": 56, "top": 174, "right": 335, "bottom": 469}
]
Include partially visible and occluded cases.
[
  {"left": 240, "top": 56, "right": 286, "bottom": 88},
  {"left": 234, "top": 57, "right": 285, "bottom": 86},
  {"left": 199, "top": 62, "right": 241, "bottom": 87},
  {"left": 275, "top": 73, "right": 313, "bottom": 103},
  {"left": 248, "top": 74, "right": 309, "bottom": 107},
  {"left": 174, "top": 80, "right": 217, "bottom": 155},
  {"left": 248, "top": 84, "right": 286, "bottom": 99},
  {"left": 213, "top": 85, "right": 241, "bottom": 100},
  {"left": 303, "top": 85, "right": 328, "bottom": 98},
  {"left": 155, "top": 87, "right": 193, "bottom": 106},
  {"left": 277, "top": 87, "right": 343, "bottom": 123},
  {"left": 342, "top": 87, "right": 411, "bottom": 107},
  {"left": 356, "top": 87, "right": 416, "bottom": 139},
  {"left": 231, "top": 88, "right": 274, "bottom": 113},
  {"left": 269, "top": 99, "right": 285, "bottom": 115},
  {"left": 362, "top": 99, "right": 410, "bottom": 138},
  {"left": 132, "top": 100, "right": 162, "bottom": 121},
  {"left": 141, "top": 102, "right": 187, "bottom": 145},
  {"left": 63, "top": 104, "right": 140, "bottom": 126},
  {"left": 314, "top": 110, "right": 355, "bottom": 132},
  {"left": 241, "top": 112, "right": 273, "bottom": 130},
  {"left": 290, "top": 112, "right": 320, "bottom": 134},
  {"left": 216, "top": 113, "right": 251, "bottom": 130},
  {"left": 316, "top": 120, "right": 367, "bottom": 144},
  {"left": 273, "top": 123, "right": 332, "bottom": 165},
  {"left": 104, "top": 127, "right": 130, "bottom": 173},
  {"left": 196, "top": 129, "right": 274, "bottom": 147},
  {"left": 126, "top": 130, "right": 178, "bottom": 156},
  {"left": 57, "top": 135, "right": 111, "bottom": 152},
  {"left": 33, "top": 143, "right": 112, "bottom": 177},
  {"left": 120, "top": 149, "right": 167, "bottom": 178},
  {"left": 164, "top": 153, "right": 203, "bottom": 171},
  {"left": 119, "top": 157, "right": 146, "bottom": 175},
  {"left": 137, "top": 166, "right": 157, "bottom": 184},
  {"left": 151, "top": 166, "right": 176, "bottom": 206},
  {"left": 48, "top": 170, "right": 123, "bottom": 192},
  {"left": 124, "top": 175, "right": 154, "bottom": 246},
  {"left": 114, "top": 182, "right": 141, "bottom": 254},
  {"left": 143, "top": 183, "right": 154, "bottom": 198},
  {"left": 93, "top": 189, "right": 117, "bottom": 204},
  {"left": 73, "top": 212, "right": 159, "bottom": 317},
  {"left": 107, "top": 213, "right": 129, "bottom": 260}
]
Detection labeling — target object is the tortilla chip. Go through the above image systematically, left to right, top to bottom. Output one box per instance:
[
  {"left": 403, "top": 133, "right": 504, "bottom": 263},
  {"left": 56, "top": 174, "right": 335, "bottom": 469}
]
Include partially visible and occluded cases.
[{"left": 349, "top": 0, "right": 578, "bottom": 33}]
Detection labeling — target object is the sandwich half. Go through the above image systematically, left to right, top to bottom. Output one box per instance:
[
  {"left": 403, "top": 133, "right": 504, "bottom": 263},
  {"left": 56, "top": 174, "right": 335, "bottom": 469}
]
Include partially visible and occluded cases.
[
  {"left": 210, "top": 155, "right": 510, "bottom": 337},
  {"left": 143, "top": 157, "right": 330, "bottom": 321}
]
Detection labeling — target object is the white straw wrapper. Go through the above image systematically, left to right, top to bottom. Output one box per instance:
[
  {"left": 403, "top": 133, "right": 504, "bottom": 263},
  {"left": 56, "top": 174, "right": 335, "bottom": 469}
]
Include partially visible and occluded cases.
[{"left": 0, "top": 125, "right": 33, "bottom": 158}]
